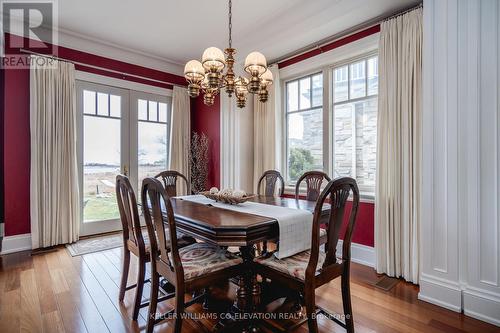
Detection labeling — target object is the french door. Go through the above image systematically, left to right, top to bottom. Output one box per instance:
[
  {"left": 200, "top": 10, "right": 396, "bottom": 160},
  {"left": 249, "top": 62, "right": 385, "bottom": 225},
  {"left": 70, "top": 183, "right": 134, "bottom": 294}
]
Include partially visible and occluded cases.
[{"left": 76, "top": 81, "right": 171, "bottom": 236}]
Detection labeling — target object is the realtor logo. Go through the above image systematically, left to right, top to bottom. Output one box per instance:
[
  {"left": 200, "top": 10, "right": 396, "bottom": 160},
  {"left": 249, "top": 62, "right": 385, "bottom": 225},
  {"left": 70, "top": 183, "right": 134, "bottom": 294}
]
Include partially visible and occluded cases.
[{"left": 1, "top": 0, "right": 58, "bottom": 68}]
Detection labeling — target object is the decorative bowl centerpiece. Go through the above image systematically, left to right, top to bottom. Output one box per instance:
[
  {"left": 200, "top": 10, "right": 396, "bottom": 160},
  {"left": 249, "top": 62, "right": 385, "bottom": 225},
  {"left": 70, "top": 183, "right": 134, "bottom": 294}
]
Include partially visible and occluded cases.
[{"left": 200, "top": 187, "right": 255, "bottom": 205}]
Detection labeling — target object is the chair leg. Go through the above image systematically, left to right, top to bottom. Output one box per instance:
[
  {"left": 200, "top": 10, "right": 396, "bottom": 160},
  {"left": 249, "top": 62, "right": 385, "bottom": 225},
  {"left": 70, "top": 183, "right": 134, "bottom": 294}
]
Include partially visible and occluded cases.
[
  {"left": 119, "top": 249, "right": 130, "bottom": 302},
  {"left": 133, "top": 260, "right": 146, "bottom": 321},
  {"left": 341, "top": 268, "right": 355, "bottom": 333},
  {"left": 147, "top": 271, "right": 160, "bottom": 333},
  {"left": 174, "top": 287, "right": 185, "bottom": 333},
  {"left": 304, "top": 288, "right": 318, "bottom": 333}
]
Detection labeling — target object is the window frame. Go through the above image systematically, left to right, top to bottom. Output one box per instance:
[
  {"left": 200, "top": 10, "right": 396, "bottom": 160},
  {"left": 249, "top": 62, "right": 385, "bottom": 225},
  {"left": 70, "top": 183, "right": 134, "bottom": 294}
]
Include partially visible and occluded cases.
[{"left": 281, "top": 50, "right": 378, "bottom": 198}]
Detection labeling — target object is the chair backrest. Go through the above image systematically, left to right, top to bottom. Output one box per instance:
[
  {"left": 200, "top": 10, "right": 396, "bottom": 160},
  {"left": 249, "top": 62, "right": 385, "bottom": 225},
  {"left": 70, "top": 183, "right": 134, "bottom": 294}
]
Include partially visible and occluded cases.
[
  {"left": 154, "top": 170, "right": 190, "bottom": 197},
  {"left": 257, "top": 170, "right": 285, "bottom": 197},
  {"left": 295, "top": 171, "right": 332, "bottom": 202},
  {"left": 116, "top": 175, "right": 145, "bottom": 253},
  {"left": 141, "top": 177, "right": 183, "bottom": 285},
  {"left": 306, "top": 177, "right": 359, "bottom": 281}
]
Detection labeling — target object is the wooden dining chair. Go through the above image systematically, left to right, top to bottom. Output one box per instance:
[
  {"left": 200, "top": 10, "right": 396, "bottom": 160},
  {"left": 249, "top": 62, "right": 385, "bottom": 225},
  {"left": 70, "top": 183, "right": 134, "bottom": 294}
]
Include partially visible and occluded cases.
[
  {"left": 154, "top": 170, "right": 190, "bottom": 196},
  {"left": 257, "top": 170, "right": 285, "bottom": 197},
  {"left": 155, "top": 171, "right": 198, "bottom": 247},
  {"left": 295, "top": 171, "right": 331, "bottom": 202},
  {"left": 116, "top": 175, "right": 195, "bottom": 321},
  {"left": 141, "top": 177, "right": 244, "bottom": 333},
  {"left": 255, "top": 177, "right": 360, "bottom": 333}
]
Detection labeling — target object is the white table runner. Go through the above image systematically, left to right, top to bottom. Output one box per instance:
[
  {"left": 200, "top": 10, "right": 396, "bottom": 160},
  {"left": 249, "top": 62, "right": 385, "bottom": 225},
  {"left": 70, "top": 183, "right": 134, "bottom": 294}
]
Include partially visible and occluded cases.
[{"left": 177, "top": 195, "right": 313, "bottom": 259}]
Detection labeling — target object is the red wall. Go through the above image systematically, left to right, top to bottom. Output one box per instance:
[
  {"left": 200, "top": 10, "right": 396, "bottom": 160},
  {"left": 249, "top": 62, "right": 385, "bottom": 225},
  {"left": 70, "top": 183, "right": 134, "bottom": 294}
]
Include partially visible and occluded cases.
[
  {"left": 2, "top": 35, "right": 185, "bottom": 237},
  {"left": 3, "top": 62, "right": 31, "bottom": 236},
  {"left": 190, "top": 95, "right": 220, "bottom": 189},
  {"left": 283, "top": 194, "right": 374, "bottom": 247}
]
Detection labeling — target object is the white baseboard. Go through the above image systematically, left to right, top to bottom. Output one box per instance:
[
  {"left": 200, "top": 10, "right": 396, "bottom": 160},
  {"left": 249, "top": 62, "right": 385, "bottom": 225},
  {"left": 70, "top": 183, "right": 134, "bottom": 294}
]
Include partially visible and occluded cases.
[
  {"left": 0, "top": 233, "right": 32, "bottom": 255},
  {"left": 336, "top": 240, "right": 375, "bottom": 268},
  {"left": 418, "top": 274, "right": 462, "bottom": 312},
  {"left": 463, "top": 288, "right": 500, "bottom": 327}
]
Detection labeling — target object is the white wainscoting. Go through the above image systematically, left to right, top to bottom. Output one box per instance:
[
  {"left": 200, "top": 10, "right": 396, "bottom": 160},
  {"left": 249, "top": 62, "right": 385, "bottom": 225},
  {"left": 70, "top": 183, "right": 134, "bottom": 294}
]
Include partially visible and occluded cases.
[
  {"left": 421, "top": 0, "right": 500, "bottom": 326},
  {"left": 0, "top": 233, "right": 32, "bottom": 255},
  {"left": 336, "top": 240, "right": 375, "bottom": 268}
]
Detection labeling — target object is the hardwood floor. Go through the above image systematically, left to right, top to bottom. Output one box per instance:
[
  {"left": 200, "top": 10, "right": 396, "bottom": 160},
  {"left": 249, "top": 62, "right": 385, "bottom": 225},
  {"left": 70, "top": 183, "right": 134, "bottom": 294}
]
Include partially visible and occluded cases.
[{"left": 0, "top": 246, "right": 499, "bottom": 333}]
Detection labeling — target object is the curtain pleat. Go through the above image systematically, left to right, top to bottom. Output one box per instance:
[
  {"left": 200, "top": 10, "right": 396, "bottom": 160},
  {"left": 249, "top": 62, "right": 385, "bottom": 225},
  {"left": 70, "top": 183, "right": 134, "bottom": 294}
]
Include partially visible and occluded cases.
[
  {"left": 375, "top": 8, "right": 422, "bottom": 283},
  {"left": 30, "top": 56, "right": 80, "bottom": 249},
  {"left": 253, "top": 65, "right": 282, "bottom": 193},
  {"left": 169, "top": 86, "right": 191, "bottom": 195}
]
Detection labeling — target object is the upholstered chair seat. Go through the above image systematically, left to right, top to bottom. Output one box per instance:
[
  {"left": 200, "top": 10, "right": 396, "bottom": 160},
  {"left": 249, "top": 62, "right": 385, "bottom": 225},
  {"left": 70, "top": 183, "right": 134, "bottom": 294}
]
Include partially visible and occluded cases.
[
  {"left": 169, "top": 242, "right": 243, "bottom": 280},
  {"left": 256, "top": 250, "right": 329, "bottom": 281}
]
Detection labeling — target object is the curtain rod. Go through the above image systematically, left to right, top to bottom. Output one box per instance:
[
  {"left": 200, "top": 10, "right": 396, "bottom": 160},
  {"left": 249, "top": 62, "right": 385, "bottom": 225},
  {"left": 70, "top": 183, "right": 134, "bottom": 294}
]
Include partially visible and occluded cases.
[
  {"left": 269, "top": 2, "right": 423, "bottom": 66},
  {"left": 383, "top": 3, "right": 422, "bottom": 21},
  {"left": 19, "top": 48, "right": 184, "bottom": 88}
]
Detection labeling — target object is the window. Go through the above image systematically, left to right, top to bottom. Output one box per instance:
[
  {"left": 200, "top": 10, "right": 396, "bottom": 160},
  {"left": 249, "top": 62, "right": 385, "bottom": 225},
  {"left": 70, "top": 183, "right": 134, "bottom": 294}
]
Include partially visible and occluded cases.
[
  {"left": 283, "top": 53, "right": 379, "bottom": 196},
  {"left": 333, "top": 56, "right": 378, "bottom": 193},
  {"left": 286, "top": 73, "right": 323, "bottom": 182}
]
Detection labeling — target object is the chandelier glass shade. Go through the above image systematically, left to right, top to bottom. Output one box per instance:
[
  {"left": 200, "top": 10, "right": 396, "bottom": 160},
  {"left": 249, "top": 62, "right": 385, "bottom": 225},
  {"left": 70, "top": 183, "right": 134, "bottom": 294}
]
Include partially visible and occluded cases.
[{"left": 183, "top": 0, "right": 272, "bottom": 108}]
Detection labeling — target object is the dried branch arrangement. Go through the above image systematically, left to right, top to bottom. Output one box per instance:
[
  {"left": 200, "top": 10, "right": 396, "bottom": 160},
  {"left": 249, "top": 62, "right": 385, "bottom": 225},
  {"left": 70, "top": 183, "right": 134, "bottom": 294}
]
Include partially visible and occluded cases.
[{"left": 190, "top": 132, "right": 209, "bottom": 193}]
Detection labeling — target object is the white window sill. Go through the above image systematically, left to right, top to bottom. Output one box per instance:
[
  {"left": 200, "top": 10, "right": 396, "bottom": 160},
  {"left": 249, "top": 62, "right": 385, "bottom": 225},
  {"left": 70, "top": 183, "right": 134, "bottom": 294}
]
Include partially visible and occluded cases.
[{"left": 283, "top": 186, "right": 375, "bottom": 204}]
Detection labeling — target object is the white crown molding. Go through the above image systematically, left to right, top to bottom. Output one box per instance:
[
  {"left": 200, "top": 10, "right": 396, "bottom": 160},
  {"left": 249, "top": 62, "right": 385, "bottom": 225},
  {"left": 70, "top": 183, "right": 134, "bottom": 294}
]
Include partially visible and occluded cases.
[
  {"left": 2, "top": 16, "right": 184, "bottom": 76},
  {"left": 55, "top": 29, "right": 184, "bottom": 76},
  {"left": 0, "top": 233, "right": 32, "bottom": 255}
]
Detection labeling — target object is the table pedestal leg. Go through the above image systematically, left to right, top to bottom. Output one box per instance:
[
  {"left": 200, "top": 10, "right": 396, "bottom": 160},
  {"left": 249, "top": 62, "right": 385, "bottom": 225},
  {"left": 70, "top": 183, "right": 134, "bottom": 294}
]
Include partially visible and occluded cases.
[{"left": 232, "top": 245, "right": 261, "bottom": 333}]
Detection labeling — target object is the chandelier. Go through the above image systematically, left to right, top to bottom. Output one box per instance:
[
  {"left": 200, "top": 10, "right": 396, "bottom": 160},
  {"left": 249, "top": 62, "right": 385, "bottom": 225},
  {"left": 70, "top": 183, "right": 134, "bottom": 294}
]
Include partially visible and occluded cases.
[{"left": 183, "top": 0, "right": 273, "bottom": 108}]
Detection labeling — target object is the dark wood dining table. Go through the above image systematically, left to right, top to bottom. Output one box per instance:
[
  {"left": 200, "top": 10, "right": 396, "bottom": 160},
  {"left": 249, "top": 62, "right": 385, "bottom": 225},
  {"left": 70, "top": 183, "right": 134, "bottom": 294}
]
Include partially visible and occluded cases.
[{"left": 166, "top": 195, "right": 331, "bottom": 332}]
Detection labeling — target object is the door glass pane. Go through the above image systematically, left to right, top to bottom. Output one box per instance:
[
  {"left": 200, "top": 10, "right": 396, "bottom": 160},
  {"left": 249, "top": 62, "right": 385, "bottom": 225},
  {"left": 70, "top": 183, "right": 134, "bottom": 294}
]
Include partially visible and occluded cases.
[
  {"left": 349, "top": 61, "right": 366, "bottom": 99},
  {"left": 334, "top": 66, "right": 348, "bottom": 102},
  {"left": 311, "top": 74, "right": 323, "bottom": 107},
  {"left": 299, "top": 77, "right": 311, "bottom": 109},
  {"left": 287, "top": 81, "right": 298, "bottom": 112},
  {"left": 97, "top": 92, "right": 109, "bottom": 116},
  {"left": 287, "top": 109, "right": 323, "bottom": 181},
  {"left": 83, "top": 115, "right": 121, "bottom": 222},
  {"left": 138, "top": 122, "right": 167, "bottom": 194}
]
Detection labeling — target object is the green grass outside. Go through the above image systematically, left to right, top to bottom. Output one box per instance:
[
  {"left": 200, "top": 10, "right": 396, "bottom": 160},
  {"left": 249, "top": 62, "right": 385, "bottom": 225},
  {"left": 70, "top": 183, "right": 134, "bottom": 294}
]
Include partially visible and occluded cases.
[{"left": 83, "top": 195, "right": 120, "bottom": 222}]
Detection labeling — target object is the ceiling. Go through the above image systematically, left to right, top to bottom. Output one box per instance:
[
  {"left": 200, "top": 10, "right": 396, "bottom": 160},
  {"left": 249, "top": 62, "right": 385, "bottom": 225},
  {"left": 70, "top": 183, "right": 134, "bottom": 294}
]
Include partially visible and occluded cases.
[{"left": 58, "top": 0, "right": 420, "bottom": 66}]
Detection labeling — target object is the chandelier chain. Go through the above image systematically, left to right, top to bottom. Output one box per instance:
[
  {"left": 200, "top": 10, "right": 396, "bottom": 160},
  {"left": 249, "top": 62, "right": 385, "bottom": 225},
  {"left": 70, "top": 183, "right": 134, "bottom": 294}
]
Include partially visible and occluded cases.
[{"left": 228, "top": 0, "right": 232, "bottom": 48}]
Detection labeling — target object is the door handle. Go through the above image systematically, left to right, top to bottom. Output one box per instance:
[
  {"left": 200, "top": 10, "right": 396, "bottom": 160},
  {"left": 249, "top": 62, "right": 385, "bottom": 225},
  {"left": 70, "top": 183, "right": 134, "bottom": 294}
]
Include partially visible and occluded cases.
[{"left": 123, "top": 165, "right": 128, "bottom": 176}]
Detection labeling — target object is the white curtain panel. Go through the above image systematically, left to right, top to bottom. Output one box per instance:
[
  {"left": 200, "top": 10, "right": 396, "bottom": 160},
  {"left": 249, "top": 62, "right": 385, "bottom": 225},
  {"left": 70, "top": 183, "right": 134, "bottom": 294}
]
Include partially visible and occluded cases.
[
  {"left": 375, "top": 7, "right": 422, "bottom": 283},
  {"left": 30, "top": 56, "right": 80, "bottom": 249},
  {"left": 253, "top": 65, "right": 282, "bottom": 193},
  {"left": 169, "top": 86, "right": 191, "bottom": 195},
  {"left": 220, "top": 94, "right": 255, "bottom": 193}
]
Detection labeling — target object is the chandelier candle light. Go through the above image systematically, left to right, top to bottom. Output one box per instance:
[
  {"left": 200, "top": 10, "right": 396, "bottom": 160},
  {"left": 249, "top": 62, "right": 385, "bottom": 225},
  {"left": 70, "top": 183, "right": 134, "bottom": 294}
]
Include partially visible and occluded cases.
[{"left": 183, "top": 0, "right": 273, "bottom": 108}]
